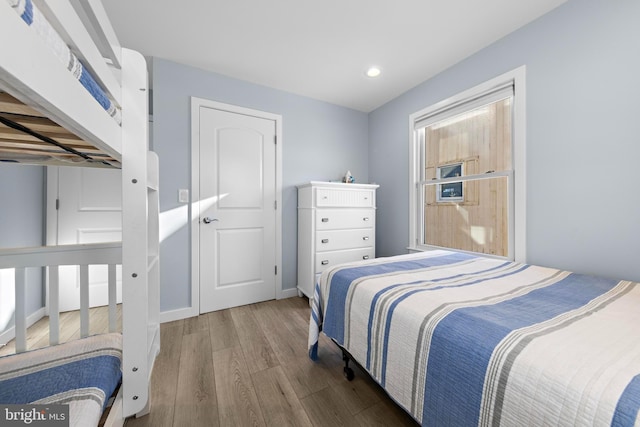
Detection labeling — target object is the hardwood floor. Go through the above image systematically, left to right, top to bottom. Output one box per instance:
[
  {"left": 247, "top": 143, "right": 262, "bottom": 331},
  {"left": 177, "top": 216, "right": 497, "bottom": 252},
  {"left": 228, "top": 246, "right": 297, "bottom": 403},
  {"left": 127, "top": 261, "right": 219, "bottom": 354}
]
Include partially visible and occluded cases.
[
  {"left": 127, "top": 297, "right": 418, "bottom": 427},
  {"left": 0, "top": 298, "right": 418, "bottom": 426},
  {"left": 0, "top": 304, "right": 122, "bottom": 357}
]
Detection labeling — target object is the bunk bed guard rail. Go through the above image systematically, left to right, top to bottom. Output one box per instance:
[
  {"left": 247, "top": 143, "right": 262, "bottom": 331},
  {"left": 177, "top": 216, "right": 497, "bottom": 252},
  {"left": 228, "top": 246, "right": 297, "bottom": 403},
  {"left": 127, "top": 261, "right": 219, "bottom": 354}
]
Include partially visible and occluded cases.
[{"left": 0, "top": 243, "right": 122, "bottom": 353}]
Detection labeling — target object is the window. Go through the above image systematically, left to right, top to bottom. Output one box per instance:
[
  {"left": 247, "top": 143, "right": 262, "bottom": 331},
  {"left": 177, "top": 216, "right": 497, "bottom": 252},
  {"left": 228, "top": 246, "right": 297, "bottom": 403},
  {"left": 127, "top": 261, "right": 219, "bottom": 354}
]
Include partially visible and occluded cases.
[
  {"left": 409, "top": 67, "right": 526, "bottom": 261},
  {"left": 436, "top": 163, "right": 463, "bottom": 202}
]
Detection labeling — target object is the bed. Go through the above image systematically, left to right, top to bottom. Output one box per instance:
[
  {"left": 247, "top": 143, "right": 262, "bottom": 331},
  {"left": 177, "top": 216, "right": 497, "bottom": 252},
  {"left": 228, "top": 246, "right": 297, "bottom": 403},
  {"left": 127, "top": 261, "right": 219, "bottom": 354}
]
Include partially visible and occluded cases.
[
  {"left": 0, "top": 0, "right": 159, "bottom": 425},
  {"left": 309, "top": 250, "right": 640, "bottom": 426},
  {"left": 0, "top": 333, "right": 123, "bottom": 427}
]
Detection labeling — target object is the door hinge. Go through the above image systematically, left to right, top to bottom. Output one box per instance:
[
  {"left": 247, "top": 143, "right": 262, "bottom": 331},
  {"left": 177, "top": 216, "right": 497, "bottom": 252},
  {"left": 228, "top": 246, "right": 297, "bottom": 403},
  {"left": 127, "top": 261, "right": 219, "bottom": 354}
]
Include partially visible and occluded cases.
[
  {"left": 274, "top": 135, "right": 277, "bottom": 145},
  {"left": 56, "top": 198, "right": 60, "bottom": 210},
  {"left": 274, "top": 200, "right": 277, "bottom": 210},
  {"left": 275, "top": 265, "right": 278, "bottom": 275}
]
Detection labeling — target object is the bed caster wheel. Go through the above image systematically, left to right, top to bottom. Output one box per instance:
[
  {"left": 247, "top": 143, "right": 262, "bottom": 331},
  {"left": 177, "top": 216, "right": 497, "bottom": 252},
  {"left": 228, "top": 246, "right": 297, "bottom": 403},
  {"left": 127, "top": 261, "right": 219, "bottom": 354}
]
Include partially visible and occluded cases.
[{"left": 343, "top": 366, "right": 354, "bottom": 381}]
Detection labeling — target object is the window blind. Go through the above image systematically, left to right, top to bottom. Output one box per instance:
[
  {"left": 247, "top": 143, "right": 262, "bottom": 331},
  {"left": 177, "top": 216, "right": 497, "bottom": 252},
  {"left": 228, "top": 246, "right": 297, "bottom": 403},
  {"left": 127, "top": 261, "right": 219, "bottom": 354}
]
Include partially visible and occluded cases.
[{"left": 413, "top": 82, "right": 513, "bottom": 130}]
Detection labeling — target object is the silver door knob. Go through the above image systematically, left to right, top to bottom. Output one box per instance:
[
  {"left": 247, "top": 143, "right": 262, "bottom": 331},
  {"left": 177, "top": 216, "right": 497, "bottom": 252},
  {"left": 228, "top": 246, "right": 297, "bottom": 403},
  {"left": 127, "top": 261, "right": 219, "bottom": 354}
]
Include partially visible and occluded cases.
[{"left": 202, "top": 217, "right": 218, "bottom": 224}]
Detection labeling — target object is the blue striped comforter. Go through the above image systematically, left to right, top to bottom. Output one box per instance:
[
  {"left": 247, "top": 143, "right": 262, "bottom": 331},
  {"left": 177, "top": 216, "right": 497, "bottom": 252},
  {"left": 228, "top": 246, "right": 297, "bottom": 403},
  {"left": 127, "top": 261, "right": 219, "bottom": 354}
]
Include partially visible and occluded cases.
[
  {"left": 308, "top": 250, "right": 640, "bottom": 426},
  {"left": 0, "top": 333, "right": 122, "bottom": 427}
]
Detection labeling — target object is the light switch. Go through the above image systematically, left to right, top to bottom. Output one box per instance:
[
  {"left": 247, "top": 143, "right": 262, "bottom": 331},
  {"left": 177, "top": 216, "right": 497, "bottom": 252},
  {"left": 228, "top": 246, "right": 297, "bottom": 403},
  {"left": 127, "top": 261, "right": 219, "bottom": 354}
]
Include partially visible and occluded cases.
[{"left": 178, "top": 189, "right": 189, "bottom": 203}]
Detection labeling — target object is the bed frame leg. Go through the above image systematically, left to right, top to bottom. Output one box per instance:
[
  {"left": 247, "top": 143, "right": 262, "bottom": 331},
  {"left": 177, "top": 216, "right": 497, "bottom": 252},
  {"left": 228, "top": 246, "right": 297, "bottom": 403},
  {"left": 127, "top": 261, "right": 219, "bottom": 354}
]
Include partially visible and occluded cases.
[{"left": 341, "top": 348, "right": 355, "bottom": 381}]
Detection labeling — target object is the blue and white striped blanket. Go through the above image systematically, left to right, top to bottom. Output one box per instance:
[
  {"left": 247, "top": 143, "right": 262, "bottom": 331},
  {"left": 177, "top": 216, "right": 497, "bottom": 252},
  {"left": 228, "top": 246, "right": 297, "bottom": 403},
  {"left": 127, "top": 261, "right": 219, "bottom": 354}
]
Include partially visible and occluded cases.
[
  {"left": 5, "top": 0, "right": 122, "bottom": 125},
  {"left": 309, "top": 250, "right": 640, "bottom": 426},
  {"left": 0, "top": 333, "right": 122, "bottom": 427}
]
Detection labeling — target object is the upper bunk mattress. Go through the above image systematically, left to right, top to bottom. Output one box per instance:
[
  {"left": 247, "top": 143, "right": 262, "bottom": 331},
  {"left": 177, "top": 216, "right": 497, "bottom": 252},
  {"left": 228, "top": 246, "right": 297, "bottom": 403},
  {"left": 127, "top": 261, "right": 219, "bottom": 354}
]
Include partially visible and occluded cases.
[{"left": 5, "top": 0, "right": 121, "bottom": 125}]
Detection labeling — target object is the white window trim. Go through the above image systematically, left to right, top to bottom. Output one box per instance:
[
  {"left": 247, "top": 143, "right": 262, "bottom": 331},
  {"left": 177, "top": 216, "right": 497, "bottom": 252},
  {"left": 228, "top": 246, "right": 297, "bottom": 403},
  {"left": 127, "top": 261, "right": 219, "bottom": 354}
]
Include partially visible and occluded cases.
[
  {"left": 408, "top": 66, "right": 526, "bottom": 263},
  {"left": 436, "top": 162, "right": 464, "bottom": 203}
]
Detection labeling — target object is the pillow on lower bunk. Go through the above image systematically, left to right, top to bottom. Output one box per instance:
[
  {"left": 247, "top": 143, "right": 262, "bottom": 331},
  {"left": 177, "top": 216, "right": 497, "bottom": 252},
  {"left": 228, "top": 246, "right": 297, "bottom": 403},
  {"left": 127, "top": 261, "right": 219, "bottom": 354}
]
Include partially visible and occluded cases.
[{"left": 0, "top": 333, "right": 122, "bottom": 427}]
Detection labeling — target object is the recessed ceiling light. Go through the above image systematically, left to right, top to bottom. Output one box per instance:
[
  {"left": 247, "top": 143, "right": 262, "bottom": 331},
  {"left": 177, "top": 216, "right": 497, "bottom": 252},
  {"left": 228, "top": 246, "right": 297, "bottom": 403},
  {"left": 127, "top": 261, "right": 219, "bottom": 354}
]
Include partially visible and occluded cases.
[{"left": 365, "top": 66, "right": 382, "bottom": 78}]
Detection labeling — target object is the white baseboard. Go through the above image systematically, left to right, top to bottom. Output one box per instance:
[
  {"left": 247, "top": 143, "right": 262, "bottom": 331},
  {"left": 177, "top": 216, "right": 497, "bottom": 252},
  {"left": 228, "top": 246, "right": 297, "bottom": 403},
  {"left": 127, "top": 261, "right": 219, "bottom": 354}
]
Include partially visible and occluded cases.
[
  {"left": 159, "top": 288, "right": 303, "bottom": 324},
  {"left": 278, "top": 288, "right": 301, "bottom": 299},
  {"left": 159, "top": 306, "right": 197, "bottom": 324},
  {"left": 0, "top": 307, "right": 46, "bottom": 347}
]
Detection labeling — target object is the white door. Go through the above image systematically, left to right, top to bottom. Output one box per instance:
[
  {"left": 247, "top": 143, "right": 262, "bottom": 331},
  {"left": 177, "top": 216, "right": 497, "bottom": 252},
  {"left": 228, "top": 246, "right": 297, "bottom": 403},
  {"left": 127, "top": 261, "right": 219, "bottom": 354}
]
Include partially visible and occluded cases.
[
  {"left": 198, "top": 107, "right": 277, "bottom": 313},
  {"left": 48, "top": 167, "right": 122, "bottom": 312}
]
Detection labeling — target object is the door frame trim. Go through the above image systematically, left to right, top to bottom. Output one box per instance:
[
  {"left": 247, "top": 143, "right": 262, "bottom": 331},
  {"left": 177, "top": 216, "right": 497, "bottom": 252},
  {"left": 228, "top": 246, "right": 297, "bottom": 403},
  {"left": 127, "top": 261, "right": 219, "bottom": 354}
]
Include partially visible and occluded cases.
[
  {"left": 190, "top": 97, "right": 283, "bottom": 315},
  {"left": 45, "top": 167, "right": 59, "bottom": 248}
]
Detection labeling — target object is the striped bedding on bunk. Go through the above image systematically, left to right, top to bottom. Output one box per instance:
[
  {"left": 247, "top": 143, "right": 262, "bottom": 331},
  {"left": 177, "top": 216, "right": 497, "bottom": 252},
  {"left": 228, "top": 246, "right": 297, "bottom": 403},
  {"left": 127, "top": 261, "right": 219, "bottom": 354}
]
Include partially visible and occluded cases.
[
  {"left": 5, "top": 0, "right": 122, "bottom": 125},
  {"left": 308, "top": 250, "right": 640, "bottom": 426},
  {"left": 0, "top": 333, "right": 122, "bottom": 427}
]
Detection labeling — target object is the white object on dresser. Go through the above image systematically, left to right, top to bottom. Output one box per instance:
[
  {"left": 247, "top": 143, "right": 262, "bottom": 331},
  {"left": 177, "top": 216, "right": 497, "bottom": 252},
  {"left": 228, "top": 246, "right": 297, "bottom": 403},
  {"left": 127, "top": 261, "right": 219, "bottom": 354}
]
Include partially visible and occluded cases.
[{"left": 297, "top": 181, "right": 379, "bottom": 300}]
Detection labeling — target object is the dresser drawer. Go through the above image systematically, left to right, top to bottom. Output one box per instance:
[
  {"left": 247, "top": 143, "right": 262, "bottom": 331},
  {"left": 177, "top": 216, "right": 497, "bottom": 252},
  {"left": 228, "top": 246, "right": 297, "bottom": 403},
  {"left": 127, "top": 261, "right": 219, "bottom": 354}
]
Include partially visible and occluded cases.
[
  {"left": 297, "top": 182, "right": 378, "bottom": 299},
  {"left": 316, "top": 188, "right": 374, "bottom": 207},
  {"left": 316, "top": 208, "right": 374, "bottom": 230},
  {"left": 316, "top": 229, "right": 373, "bottom": 252},
  {"left": 315, "top": 248, "right": 374, "bottom": 273}
]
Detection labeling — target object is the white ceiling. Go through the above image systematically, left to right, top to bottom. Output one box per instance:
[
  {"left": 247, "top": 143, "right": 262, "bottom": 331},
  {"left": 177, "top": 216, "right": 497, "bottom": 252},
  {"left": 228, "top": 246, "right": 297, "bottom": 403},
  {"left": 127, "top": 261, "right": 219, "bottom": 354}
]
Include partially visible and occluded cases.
[{"left": 103, "top": 0, "right": 567, "bottom": 112}]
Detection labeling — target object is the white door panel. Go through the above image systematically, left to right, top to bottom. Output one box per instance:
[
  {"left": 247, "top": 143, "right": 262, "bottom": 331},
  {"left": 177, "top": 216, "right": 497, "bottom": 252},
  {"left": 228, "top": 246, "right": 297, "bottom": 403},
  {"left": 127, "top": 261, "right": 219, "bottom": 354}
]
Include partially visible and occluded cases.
[
  {"left": 199, "top": 107, "right": 276, "bottom": 313},
  {"left": 218, "top": 128, "right": 265, "bottom": 209},
  {"left": 50, "top": 167, "right": 122, "bottom": 312},
  {"left": 77, "top": 169, "right": 121, "bottom": 211},
  {"left": 217, "top": 228, "right": 263, "bottom": 286}
]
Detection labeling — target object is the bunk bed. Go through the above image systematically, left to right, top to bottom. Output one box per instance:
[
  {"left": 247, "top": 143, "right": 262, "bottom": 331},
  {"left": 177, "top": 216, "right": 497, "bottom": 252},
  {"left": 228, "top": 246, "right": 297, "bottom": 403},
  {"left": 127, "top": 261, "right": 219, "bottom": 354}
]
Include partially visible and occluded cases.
[
  {"left": 0, "top": 0, "right": 159, "bottom": 425},
  {"left": 309, "top": 250, "right": 640, "bottom": 426}
]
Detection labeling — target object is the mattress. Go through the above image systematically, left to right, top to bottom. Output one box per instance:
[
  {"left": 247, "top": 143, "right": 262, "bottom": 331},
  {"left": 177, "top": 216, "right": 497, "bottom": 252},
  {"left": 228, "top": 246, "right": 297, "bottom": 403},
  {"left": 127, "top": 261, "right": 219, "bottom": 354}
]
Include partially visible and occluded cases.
[
  {"left": 5, "top": 0, "right": 121, "bottom": 125},
  {"left": 309, "top": 250, "right": 640, "bottom": 426},
  {"left": 0, "top": 333, "right": 122, "bottom": 427}
]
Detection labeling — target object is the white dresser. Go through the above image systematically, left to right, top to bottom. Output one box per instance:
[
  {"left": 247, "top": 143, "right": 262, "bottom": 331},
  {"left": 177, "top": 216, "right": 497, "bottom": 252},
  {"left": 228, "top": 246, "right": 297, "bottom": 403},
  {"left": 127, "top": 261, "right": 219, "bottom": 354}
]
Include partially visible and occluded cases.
[{"left": 297, "top": 181, "right": 379, "bottom": 299}]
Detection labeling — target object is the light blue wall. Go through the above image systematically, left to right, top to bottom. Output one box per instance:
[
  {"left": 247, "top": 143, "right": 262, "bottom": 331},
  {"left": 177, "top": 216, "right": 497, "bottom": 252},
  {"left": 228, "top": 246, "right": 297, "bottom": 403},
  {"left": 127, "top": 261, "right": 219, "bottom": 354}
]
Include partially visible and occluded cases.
[
  {"left": 2, "top": 0, "right": 637, "bottom": 323},
  {"left": 369, "top": 0, "right": 640, "bottom": 281},
  {"left": 152, "top": 58, "right": 369, "bottom": 311},
  {"left": 0, "top": 164, "right": 45, "bottom": 331},
  {"left": 0, "top": 164, "right": 44, "bottom": 249}
]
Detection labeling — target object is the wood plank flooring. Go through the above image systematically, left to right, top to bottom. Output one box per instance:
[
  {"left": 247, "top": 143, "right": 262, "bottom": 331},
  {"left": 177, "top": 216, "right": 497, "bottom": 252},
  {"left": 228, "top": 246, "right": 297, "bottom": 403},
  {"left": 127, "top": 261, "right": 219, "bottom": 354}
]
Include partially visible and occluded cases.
[
  {"left": 127, "top": 297, "right": 418, "bottom": 427},
  {"left": 0, "top": 298, "right": 418, "bottom": 426},
  {"left": 0, "top": 304, "right": 122, "bottom": 357}
]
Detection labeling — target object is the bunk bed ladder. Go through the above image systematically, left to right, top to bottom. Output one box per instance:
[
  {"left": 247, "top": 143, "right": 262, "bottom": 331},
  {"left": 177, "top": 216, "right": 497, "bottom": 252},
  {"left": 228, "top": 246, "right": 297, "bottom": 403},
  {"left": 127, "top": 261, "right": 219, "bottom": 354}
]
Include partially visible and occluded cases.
[{"left": 120, "top": 47, "right": 160, "bottom": 418}]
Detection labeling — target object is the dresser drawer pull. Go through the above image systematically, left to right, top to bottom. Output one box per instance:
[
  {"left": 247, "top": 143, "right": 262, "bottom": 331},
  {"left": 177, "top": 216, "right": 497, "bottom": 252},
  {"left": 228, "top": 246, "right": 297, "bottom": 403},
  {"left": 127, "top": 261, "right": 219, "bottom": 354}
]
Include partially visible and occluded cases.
[
  {"left": 363, "top": 217, "right": 369, "bottom": 221},
  {"left": 321, "top": 218, "right": 329, "bottom": 222},
  {"left": 362, "top": 236, "right": 369, "bottom": 241},
  {"left": 321, "top": 239, "right": 329, "bottom": 244},
  {"left": 362, "top": 255, "right": 370, "bottom": 260},
  {"left": 321, "top": 260, "right": 329, "bottom": 265}
]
